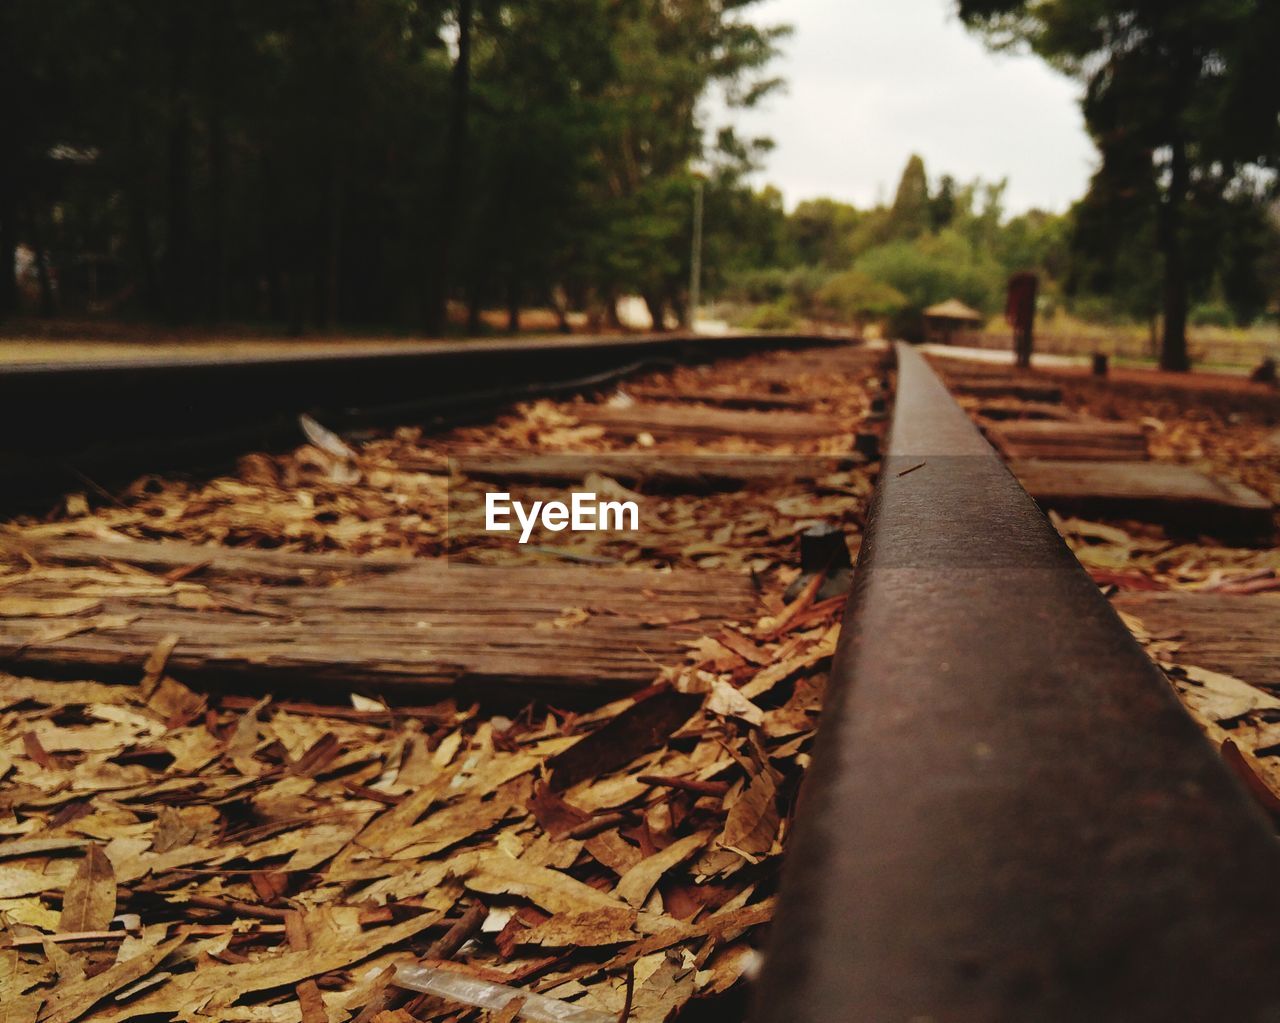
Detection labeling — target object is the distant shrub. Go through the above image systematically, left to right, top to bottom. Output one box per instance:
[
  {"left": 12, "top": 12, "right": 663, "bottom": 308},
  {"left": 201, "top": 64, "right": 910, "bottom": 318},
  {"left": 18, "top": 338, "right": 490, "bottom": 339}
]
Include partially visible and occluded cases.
[
  {"left": 853, "top": 230, "right": 1001, "bottom": 340},
  {"left": 724, "top": 266, "right": 832, "bottom": 310},
  {"left": 724, "top": 267, "right": 792, "bottom": 304},
  {"left": 782, "top": 267, "right": 832, "bottom": 309},
  {"left": 813, "top": 269, "right": 906, "bottom": 324},
  {"left": 1067, "top": 295, "right": 1120, "bottom": 325},
  {"left": 743, "top": 299, "right": 798, "bottom": 330},
  {"left": 1190, "top": 301, "right": 1234, "bottom": 328}
]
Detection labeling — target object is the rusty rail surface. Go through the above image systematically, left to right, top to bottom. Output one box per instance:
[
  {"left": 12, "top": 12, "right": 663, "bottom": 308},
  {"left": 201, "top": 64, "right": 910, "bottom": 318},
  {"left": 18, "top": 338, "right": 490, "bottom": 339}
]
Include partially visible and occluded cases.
[
  {"left": 0, "top": 331, "right": 833, "bottom": 512},
  {"left": 752, "top": 342, "right": 1280, "bottom": 1021}
]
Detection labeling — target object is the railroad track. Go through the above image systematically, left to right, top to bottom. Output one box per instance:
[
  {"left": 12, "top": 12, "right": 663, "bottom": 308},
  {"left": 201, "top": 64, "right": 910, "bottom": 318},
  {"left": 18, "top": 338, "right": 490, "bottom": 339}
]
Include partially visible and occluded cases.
[
  {"left": 0, "top": 331, "right": 829, "bottom": 514},
  {"left": 1, "top": 338, "right": 1278, "bottom": 1021},
  {"left": 753, "top": 345, "right": 1280, "bottom": 1021}
]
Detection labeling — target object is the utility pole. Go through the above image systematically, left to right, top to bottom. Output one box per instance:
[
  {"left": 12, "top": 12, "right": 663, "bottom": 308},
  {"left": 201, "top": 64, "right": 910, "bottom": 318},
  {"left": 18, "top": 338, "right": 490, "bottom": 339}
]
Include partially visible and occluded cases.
[
  {"left": 689, "top": 175, "right": 704, "bottom": 332},
  {"left": 1006, "top": 272, "right": 1038, "bottom": 369}
]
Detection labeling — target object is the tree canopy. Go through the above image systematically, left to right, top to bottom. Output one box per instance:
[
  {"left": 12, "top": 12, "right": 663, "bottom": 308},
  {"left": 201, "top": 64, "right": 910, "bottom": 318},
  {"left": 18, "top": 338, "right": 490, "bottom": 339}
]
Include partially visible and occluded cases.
[
  {"left": 0, "top": 0, "right": 787, "bottom": 333},
  {"left": 957, "top": 0, "right": 1280, "bottom": 369}
]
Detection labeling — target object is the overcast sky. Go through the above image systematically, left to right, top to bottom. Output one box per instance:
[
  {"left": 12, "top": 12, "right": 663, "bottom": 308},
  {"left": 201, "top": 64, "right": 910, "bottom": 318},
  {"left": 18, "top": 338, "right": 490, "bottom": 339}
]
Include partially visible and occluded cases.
[{"left": 712, "top": 0, "right": 1098, "bottom": 215}]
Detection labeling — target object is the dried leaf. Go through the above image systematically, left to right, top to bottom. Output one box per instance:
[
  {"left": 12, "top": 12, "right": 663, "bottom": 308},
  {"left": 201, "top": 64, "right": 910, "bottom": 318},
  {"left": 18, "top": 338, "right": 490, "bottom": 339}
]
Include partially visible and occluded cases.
[
  {"left": 0, "top": 595, "right": 102, "bottom": 617},
  {"left": 1170, "top": 664, "right": 1280, "bottom": 722},
  {"left": 705, "top": 679, "right": 764, "bottom": 726},
  {"left": 548, "top": 689, "right": 702, "bottom": 791},
  {"left": 720, "top": 767, "right": 779, "bottom": 858},
  {"left": 150, "top": 807, "right": 197, "bottom": 854},
  {"left": 615, "top": 832, "right": 711, "bottom": 909},
  {"left": 59, "top": 845, "right": 117, "bottom": 933},
  {"left": 452, "top": 852, "right": 633, "bottom": 916},
  {"left": 517, "top": 907, "right": 639, "bottom": 948},
  {"left": 86, "top": 910, "right": 442, "bottom": 1022},
  {"left": 40, "top": 934, "right": 183, "bottom": 1023},
  {"left": 627, "top": 955, "right": 697, "bottom": 1023},
  {"left": 296, "top": 979, "right": 327, "bottom": 1023}
]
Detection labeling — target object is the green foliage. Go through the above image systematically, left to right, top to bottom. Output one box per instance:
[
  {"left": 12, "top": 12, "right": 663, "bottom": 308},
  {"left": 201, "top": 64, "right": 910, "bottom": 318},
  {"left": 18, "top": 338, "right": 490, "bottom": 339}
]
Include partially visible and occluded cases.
[
  {"left": 0, "top": 0, "right": 789, "bottom": 330},
  {"left": 959, "top": 0, "right": 1280, "bottom": 369},
  {"left": 707, "top": 152, "right": 1090, "bottom": 336},
  {"left": 888, "top": 154, "right": 931, "bottom": 240},
  {"left": 929, "top": 175, "right": 959, "bottom": 233},
  {"left": 703, "top": 185, "right": 789, "bottom": 289},
  {"left": 783, "top": 199, "right": 863, "bottom": 268},
  {"left": 996, "top": 209, "right": 1070, "bottom": 281},
  {"left": 853, "top": 230, "right": 1002, "bottom": 338},
  {"left": 723, "top": 267, "right": 794, "bottom": 304},
  {"left": 813, "top": 270, "right": 906, "bottom": 324},
  {"left": 1068, "top": 295, "right": 1125, "bottom": 326},
  {"left": 742, "top": 298, "right": 799, "bottom": 330},
  {"left": 1189, "top": 302, "right": 1234, "bottom": 328}
]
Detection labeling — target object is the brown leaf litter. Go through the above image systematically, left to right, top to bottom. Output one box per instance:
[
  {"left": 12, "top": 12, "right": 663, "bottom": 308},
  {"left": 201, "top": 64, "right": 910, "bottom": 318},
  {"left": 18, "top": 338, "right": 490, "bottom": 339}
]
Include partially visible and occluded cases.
[{"left": 0, "top": 344, "right": 882, "bottom": 1021}]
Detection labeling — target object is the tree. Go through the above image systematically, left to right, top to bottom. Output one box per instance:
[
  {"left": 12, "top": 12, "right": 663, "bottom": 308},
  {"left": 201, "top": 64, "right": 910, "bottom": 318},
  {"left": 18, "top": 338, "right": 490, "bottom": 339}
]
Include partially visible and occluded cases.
[
  {"left": 0, "top": 0, "right": 784, "bottom": 335},
  {"left": 424, "top": 0, "right": 472, "bottom": 335},
  {"left": 593, "top": 0, "right": 789, "bottom": 329},
  {"left": 959, "top": 0, "right": 1280, "bottom": 370},
  {"left": 0, "top": 1, "right": 91, "bottom": 317},
  {"left": 888, "top": 154, "right": 930, "bottom": 240},
  {"left": 929, "top": 174, "right": 959, "bottom": 233},
  {"left": 702, "top": 183, "right": 789, "bottom": 291},
  {"left": 784, "top": 198, "right": 862, "bottom": 268},
  {"left": 996, "top": 208, "right": 1070, "bottom": 284},
  {"left": 854, "top": 229, "right": 1002, "bottom": 340},
  {"left": 814, "top": 269, "right": 906, "bottom": 329}
]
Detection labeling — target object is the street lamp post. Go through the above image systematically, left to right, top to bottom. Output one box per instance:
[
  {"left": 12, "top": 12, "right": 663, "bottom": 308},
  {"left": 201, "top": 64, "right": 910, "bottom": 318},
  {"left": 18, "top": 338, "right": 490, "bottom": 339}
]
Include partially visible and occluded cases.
[{"left": 689, "top": 174, "right": 704, "bottom": 332}]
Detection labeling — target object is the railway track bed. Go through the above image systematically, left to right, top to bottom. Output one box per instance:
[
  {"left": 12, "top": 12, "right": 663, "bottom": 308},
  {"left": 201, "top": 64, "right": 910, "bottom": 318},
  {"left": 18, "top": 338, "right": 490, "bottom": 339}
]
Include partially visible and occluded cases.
[
  {"left": 3, "top": 337, "right": 1280, "bottom": 1021},
  {"left": 0, "top": 338, "right": 877, "bottom": 1023}
]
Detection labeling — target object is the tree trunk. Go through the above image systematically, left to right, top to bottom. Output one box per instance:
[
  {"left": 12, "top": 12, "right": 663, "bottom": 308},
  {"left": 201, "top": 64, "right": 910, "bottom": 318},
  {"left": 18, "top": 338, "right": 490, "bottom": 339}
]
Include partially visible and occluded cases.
[
  {"left": 209, "top": 0, "right": 230, "bottom": 321},
  {"left": 321, "top": 0, "right": 344, "bottom": 332},
  {"left": 425, "top": 0, "right": 473, "bottom": 335},
  {"left": 165, "top": 4, "right": 195, "bottom": 322},
  {"left": 126, "top": 41, "right": 157, "bottom": 313},
  {"left": 1156, "top": 136, "right": 1190, "bottom": 372},
  {"left": 324, "top": 153, "right": 343, "bottom": 331},
  {"left": 259, "top": 154, "right": 281, "bottom": 321},
  {"left": 0, "top": 189, "right": 16, "bottom": 316},
  {"left": 29, "top": 206, "right": 54, "bottom": 316},
  {"left": 285, "top": 271, "right": 304, "bottom": 336},
  {"left": 506, "top": 274, "right": 520, "bottom": 333},
  {"left": 466, "top": 287, "right": 483, "bottom": 334},
  {"left": 552, "top": 287, "right": 571, "bottom": 334},
  {"left": 605, "top": 289, "right": 622, "bottom": 330},
  {"left": 669, "top": 290, "right": 688, "bottom": 330},
  {"left": 643, "top": 291, "right": 665, "bottom": 332}
]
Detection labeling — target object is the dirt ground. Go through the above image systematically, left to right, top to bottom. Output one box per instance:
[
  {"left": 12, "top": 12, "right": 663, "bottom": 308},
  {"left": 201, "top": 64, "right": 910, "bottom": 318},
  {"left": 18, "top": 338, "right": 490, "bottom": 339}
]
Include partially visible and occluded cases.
[{"left": 0, "top": 311, "right": 589, "bottom": 366}]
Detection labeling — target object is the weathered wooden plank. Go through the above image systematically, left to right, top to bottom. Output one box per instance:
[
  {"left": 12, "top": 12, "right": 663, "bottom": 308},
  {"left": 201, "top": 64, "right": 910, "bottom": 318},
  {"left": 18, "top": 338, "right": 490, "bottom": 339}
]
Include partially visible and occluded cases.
[
  {"left": 685, "top": 346, "right": 888, "bottom": 388},
  {"left": 949, "top": 378, "right": 1064, "bottom": 403},
  {"left": 622, "top": 385, "right": 814, "bottom": 410},
  {"left": 972, "top": 400, "right": 1078, "bottom": 422},
  {"left": 570, "top": 403, "right": 849, "bottom": 442},
  {"left": 985, "top": 419, "right": 1149, "bottom": 460},
  {"left": 454, "top": 452, "right": 860, "bottom": 490},
  {"left": 1013, "top": 459, "right": 1273, "bottom": 539},
  {"left": 9, "top": 535, "right": 407, "bottom": 582},
  {"left": 10, "top": 536, "right": 746, "bottom": 598},
  {"left": 0, "top": 537, "right": 759, "bottom": 696},
  {"left": 1112, "top": 592, "right": 1280, "bottom": 688}
]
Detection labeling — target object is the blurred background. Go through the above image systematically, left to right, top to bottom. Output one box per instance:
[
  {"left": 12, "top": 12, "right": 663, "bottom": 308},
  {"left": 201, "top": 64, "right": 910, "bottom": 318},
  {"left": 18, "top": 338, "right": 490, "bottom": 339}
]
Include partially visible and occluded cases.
[{"left": 1, "top": 0, "right": 1277, "bottom": 370}]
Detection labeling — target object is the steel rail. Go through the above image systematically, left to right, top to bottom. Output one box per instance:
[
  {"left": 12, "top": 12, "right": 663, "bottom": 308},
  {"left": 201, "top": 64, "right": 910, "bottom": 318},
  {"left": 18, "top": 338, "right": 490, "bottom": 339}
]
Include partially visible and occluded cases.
[
  {"left": 0, "top": 331, "right": 834, "bottom": 512},
  {"left": 752, "top": 342, "right": 1280, "bottom": 1021}
]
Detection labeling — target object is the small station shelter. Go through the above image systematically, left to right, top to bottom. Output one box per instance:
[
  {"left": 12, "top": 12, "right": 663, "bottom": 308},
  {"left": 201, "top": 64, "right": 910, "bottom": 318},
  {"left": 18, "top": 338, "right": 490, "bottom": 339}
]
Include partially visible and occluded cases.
[{"left": 922, "top": 298, "right": 984, "bottom": 345}]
